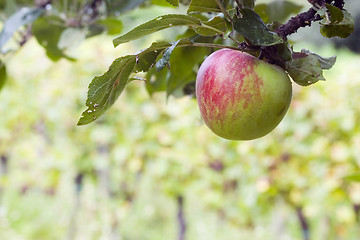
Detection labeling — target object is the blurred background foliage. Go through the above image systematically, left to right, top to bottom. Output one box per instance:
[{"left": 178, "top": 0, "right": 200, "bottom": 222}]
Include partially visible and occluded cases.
[{"left": 0, "top": 0, "right": 360, "bottom": 240}]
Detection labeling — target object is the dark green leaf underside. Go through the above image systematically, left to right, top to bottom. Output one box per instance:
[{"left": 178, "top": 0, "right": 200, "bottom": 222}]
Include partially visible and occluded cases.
[
  {"left": 233, "top": 9, "right": 283, "bottom": 46},
  {"left": 155, "top": 39, "right": 181, "bottom": 71},
  {"left": 300, "top": 49, "right": 336, "bottom": 70},
  {"left": 286, "top": 54, "right": 325, "bottom": 86}
]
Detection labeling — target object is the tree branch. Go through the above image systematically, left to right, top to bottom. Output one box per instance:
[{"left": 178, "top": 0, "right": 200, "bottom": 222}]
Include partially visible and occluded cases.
[
  {"left": 275, "top": 0, "right": 340, "bottom": 39},
  {"left": 334, "top": 0, "right": 345, "bottom": 10},
  {"left": 275, "top": 8, "right": 319, "bottom": 39},
  {"left": 177, "top": 195, "right": 186, "bottom": 240},
  {"left": 353, "top": 203, "right": 360, "bottom": 222},
  {"left": 296, "top": 206, "right": 310, "bottom": 240}
]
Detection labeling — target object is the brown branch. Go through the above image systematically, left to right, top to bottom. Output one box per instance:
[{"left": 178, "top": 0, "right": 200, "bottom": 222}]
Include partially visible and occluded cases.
[
  {"left": 35, "top": 0, "right": 53, "bottom": 8},
  {"left": 275, "top": 0, "right": 342, "bottom": 39},
  {"left": 334, "top": 0, "right": 345, "bottom": 9},
  {"left": 275, "top": 8, "right": 319, "bottom": 39},
  {"left": 177, "top": 196, "right": 186, "bottom": 240},
  {"left": 354, "top": 203, "right": 360, "bottom": 222},
  {"left": 296, "top": 206, "right": 310, "bottom": 240}
]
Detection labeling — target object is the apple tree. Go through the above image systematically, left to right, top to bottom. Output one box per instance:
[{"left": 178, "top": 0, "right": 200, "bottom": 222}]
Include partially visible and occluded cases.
[
  {"left": 0, "top": 0, "right": 355, "bottom": 140},
  {"left": 73, "top": 0, "right": 353, "bottom": 140},
  {"left": 0, "top": 1, "right": 359, "bottom": 239}
]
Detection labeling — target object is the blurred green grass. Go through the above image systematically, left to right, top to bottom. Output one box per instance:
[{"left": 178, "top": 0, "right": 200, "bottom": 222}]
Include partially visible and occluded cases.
[{"left": 0, "top": 13, "right": 360, "bottom": 240}]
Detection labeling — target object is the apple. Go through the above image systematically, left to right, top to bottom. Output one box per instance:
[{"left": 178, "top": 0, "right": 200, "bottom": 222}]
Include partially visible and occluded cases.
[{"left": 196, "top": 48, "right": 292, "bottom": 140}]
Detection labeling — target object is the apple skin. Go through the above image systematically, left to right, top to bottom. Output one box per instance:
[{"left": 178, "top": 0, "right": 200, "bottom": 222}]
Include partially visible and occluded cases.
[{"left": 196, "top": 48, "right": 292, "bottom": 140}]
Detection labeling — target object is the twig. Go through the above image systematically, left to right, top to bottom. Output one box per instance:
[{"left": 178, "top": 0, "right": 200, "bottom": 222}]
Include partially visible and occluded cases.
[
  {"left": 36, "top": 0, "right": 53, "bottom": 8},
  {"left": 76, "top": 0, "right": 103, "bottom": 26},
  {"left": 215, "top": 0, "right": 233, "bottom": 23},
  {"left": 234, "top": 0, "right": 243, "bottom": 9},
  {"left": 275, "top": 0, "right": 341, "bottom": 39},
  {"left": 334, "top": 0, "right": 345, "bottom": 9},
  {"left": 275, "top": 8, "right": 319, "bottom": 39},
  {"left": 0, "top": 155, "right": 8, "bottom": 205},
  {"left": 66, "top": 173, "right": 83, "bottom": 240},
  {"left": 177, "top": 196, "right": 186, "bottom": 240},
  {"left": 354, "top": 204, "right": 360, "bottom": 222},
  {"left": 296, "top": 206, "right": 310, "bottom": 240}
]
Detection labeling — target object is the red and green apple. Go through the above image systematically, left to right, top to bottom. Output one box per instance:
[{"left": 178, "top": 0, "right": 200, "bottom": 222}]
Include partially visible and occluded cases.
[{"left": 196, "top": 48, "right": 292, "bottom": 140}]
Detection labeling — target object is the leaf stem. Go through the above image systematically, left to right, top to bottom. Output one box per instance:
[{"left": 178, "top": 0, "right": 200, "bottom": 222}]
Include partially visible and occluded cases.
[
  {"left": 215, "top": 0, "right": 233, "bottom": 23},
  {"left": 234, "top": 0, "right": 243, "bottom": 9},
  {"left": 201, "top": 21, "right": 241, "bottom": 46},
  {"left": 200, "top": 24, "right": 226, "bottom": 35},
  {"left": 229, "top": 35, "right": 242, "bottom": 46},
  {"left": 191, "top": 42, "right": 239, "bottom": 50}
]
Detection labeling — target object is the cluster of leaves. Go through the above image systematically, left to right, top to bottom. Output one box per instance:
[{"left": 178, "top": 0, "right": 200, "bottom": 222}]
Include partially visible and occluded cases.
[
  {"left": 0, "top": 0, "right": 354, "bottom": 126},
  {"left": 0, "top": 0, "right": 154, "bottom": 88},
  {"left": 0, "top": 0, "right": 146, "bottom": 59},
  {"left": 77, "top": 0, "right": 354, "bottom": 125}
]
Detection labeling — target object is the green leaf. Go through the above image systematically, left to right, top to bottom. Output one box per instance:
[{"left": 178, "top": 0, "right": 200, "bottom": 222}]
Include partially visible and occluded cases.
[
  {"left": 2, "top": 0, "right": 17, "bottom": 14},
  {"left": 106, "top": 0, "right": 147, "bottom": 14},
  {"left": 151, "top": 0, "right": 177, "bottom": 7},
  {"left": 166, "top": 0, "right": 179, "bottom": 7},
  {"left": 187, "top": 0, "right": 230, "bottom": 13},
  {"left": 237, "top": 0, "right": 255, "bottom": 9},
  {"left": 254, "top": 1, "right": 303, "bottom": 24},
  {"left": 323, "top": 3, "right": 344, "bottom": 24},
  {"left": 0, "top": 7, "right": 44, "bottom": 51},
  {"left": 233, "top": 9, "right": 283, "bottom": 46},
  {"left": 320, "top": 11, "right": 354, "bottom": 38},
  {"left": 113, "top": 14, "right": 201, "bottom": 47},
  {"left": 32, "top": 16, "right": 74, "bottom": 61},
  {"left": 194, "top": 16, "right": 227, "bottom": 36},
  {"left": 96, "top": 18, "right": 124, "bottom": 35},
  {"left": 58, "top": 28, "right": 87, "bottom": 50},
  {"left": 79, "top": 39, "right": 197, "bottom": 124},
  {"left": 155, "top": 39, "right": 181, "bottom": 71},
  {"left": 134, "top": 41, "right": 171, "bottom": 72},
  {"left": 277, "top": 42, "right": 293, "bottom": 62},
  {"left": 166, "top": 45, "right": 208, "bottom": 96},
  {"left": 300, "top": 49, "right": 336, "bottom": 70},
  {"left": 285, "top": 50, "right": 336, "bottom": 86},
  {"left": 285, "top": 53, "right": 325, "bottom": 86},
  {"left": 78, "top": 55, "right": 136, "bottom": 125},
  {"left": 0, "top": 61, "right": 6, "bottom": 92},
  {"left": 146, "top": 67, "right": 169, "bottom": 95},
  {"left": 343, "top": 173, "right": 360, "bottom": 182}
]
